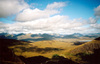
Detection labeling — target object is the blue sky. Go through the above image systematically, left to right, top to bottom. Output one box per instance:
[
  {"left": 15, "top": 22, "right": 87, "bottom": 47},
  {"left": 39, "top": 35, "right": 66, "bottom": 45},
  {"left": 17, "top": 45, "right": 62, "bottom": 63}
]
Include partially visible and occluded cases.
[
  {"left": 0, "top": 0, "right": 100, "bottom": 34},
  {"left": 1, "top": 0, "right": 100, "bottom": 23},
  {"left": 26, "top": 0, "right": 100, "bottom": 19}
]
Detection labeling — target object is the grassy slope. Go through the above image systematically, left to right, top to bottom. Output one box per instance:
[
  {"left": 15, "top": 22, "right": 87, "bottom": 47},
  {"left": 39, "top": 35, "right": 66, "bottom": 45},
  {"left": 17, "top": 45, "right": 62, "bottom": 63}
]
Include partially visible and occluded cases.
[
  {"left": 65, "top": 39, "right": 100, "bottom": 63},
  {"left": 9, "top": 40, "right": 76, "bottom": 58},
  {"left": 30, "top": 40, "right": 74, "bottom": 48},
  {"left": 68, "top": 40, "right": 100, "bottom": 54}
]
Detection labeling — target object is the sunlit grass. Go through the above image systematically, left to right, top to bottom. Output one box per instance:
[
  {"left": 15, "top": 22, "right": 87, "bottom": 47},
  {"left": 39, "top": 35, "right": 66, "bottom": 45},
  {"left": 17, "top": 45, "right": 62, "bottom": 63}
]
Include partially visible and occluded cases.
[
  {"left": 9, "top": 39, "right": 100, "bottom": 63},
  {"left": 9, "top": 40, "right": 76, "bottom": 58},
  {"left": 67, "top": 40, "right": 100, "bottom": 54}
]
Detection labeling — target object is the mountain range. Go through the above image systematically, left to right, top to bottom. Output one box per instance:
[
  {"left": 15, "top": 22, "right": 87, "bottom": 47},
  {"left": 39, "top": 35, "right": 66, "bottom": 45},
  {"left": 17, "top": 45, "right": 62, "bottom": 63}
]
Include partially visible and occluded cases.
[{"left": 0, "top": 33, "right": 100, "bottom": 42}]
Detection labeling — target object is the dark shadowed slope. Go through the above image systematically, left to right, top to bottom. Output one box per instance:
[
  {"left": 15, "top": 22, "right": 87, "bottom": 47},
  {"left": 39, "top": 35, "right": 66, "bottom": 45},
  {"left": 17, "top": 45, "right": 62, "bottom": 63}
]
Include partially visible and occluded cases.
[
  {"left": 95, "top": 37, "right": 100, "bottom": 40},
  {"left": 0, "top": 39, "right": 24, "bottom": 64},
  {"left": 75, "top": 48, "right": 100, "bottom": 64},
  {"left": 19, "top": 55, "right": 78, "bottom": 64},
  {"left": 19, "top": 56, "right": 50, "bottom": 64}
]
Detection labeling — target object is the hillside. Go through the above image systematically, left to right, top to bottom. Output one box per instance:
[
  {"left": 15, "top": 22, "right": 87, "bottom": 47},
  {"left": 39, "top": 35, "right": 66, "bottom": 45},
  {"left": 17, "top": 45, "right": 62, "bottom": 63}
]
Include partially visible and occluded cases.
[
  {"left": 0, "top": 37, "right": 100, "bottom": 64},
  {"left": 66, "top": 37, "right": 100, "bottom": 64},
  {"left": 68, "top": 38, "right": 100, "bottom": 54},
  {"left": 0, "top": 39, "right": 25, "bottom": 64}
]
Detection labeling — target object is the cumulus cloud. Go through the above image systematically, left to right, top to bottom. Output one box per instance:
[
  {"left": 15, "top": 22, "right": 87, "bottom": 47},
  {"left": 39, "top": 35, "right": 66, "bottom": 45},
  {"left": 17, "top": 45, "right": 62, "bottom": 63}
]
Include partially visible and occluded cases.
[
  {"left": 0, "top": 0, "right": 29, "bottom": 18},
  {"left": 0, "top": 1, "right": 100, "bottom": 34},
  {"left": 15, "top": 2, "right": 66, "bottom": 22},
  {"left": 46, "top": 2, "right": 66, "bottom": 10},
  {"left": 87, "top": 5, "right": 100, "bottom": 30},
  {"left": 94, "top": 5, "right": 100, "bottom": 17},
  {"left": 15, "top": 8, "right": 50, "bottom": 21},
  {"left": 0, "top": 15, "right": 89, "bottom": 34},
  {"left": 1, "top": 15, "right": 99, "bottom": 34},
  {"left": 88, "top": 17, "right": 97, "bottom": 24},
  {"left": 88, "top": 17, "right": 100, "bottom": 30},
  {"left": 0, "top": 22, "right": 8, "bottom": 33},
  {"left": 91, "top": 23, "right": 100, "bottom": 29}
]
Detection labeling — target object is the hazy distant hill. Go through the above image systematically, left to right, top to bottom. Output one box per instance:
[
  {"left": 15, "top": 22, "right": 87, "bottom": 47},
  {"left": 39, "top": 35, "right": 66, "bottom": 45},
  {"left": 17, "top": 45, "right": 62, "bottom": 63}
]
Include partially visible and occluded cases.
[
  {"left": 0, "top": 33, "right": 99, "bottom": 42},
  {"left": 83, "top": 33, "right": 100, "bottom": 38}
]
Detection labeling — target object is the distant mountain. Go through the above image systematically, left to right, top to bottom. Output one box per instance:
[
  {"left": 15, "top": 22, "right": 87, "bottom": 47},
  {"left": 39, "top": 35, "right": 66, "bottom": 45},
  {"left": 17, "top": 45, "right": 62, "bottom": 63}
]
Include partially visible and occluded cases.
[
  {"left": 0, "top": 33, "right": 99, "bottom": 42},
  {"left": 0, "top": 33, "right": 25, "bottom": 39},
  {"left": 19, "top": 33, "right": 55, "bottom": 41},
  {"left": 72, "top": 33, "right": 83, "bottom": 37},
  {"left": 83, "top": 33, "right": 100, "bottom": 38},
  {"left": 63, "top": 35, "right": 78, "bottom": 39}
]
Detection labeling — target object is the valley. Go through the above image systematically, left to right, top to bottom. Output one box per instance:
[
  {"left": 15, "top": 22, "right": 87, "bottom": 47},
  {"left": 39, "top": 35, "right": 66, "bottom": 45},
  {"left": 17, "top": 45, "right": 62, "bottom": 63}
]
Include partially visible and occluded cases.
[{"left": 0, "top": 33, "right": 100, "bottom": 64}]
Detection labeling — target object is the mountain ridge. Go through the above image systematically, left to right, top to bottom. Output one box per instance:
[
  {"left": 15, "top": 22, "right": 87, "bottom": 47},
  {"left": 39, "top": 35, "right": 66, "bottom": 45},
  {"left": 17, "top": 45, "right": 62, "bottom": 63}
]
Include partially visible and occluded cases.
[{"left": 0, "top": 33, "right": 99, "bottom": 42}]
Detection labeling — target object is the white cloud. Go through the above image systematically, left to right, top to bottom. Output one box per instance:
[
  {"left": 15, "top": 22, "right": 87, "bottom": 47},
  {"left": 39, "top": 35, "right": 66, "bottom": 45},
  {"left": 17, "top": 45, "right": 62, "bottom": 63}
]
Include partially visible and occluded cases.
[
  {"left": 0, "top": 0, "right": 29, "bottom": 18},
  {"left": 0, "top": 1, "right": 100, "bottom": 34},
  {"left": 15, "top": 2, "right": 66, "bottom": 22},
  {"left": 46, "top": 2, "right": 66, "bottom": 10},
  {"left": 85, "top": 5, "right": 100, "bottom": 31},
  {"left": 94, "top": 5, "right": 100, "bottom": 16},
  {"left": 15, "top": 8, "right": 50, "bottom": 21},
  {"left": 0, "top": 15, "right": 89, "bottom": 34},
  {"left": 87, "top": 17, "right": 100, "bottom": 30},
  {"left": 89, "top": 17, "right": 97, "bottom": 24},
  {"left": 0, "top": 22, "right": 8, "bottom": 33},
  {"left": 91, "top": 23, "right": 100, "bottom": 29}
]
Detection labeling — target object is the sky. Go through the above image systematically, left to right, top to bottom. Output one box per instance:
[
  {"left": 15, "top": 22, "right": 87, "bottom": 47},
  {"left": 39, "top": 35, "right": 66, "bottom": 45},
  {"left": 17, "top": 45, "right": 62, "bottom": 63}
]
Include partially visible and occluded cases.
[{"left": 0, "top": 0, "right": 100, "bottom": 34}]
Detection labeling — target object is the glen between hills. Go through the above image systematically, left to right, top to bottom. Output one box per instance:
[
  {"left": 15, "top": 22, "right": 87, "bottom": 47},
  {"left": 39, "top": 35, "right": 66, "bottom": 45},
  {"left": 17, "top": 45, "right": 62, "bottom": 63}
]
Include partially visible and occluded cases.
[
  {"left": 0, "top": 37, "right": 100, "bottom": 64},
  {"left": 9, "top": 40, "right": 76, "bottom": 58}
]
